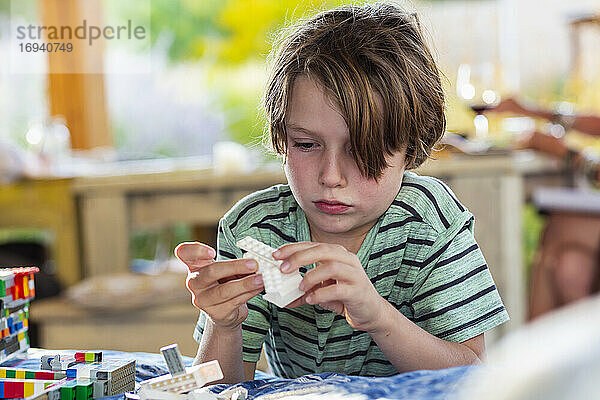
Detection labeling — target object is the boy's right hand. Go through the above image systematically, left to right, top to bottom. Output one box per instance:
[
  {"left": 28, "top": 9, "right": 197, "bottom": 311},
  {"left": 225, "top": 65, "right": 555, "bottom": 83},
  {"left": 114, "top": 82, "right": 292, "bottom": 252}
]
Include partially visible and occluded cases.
[{"left": 175, "top": 242, "right": 264, "bottom": 330}]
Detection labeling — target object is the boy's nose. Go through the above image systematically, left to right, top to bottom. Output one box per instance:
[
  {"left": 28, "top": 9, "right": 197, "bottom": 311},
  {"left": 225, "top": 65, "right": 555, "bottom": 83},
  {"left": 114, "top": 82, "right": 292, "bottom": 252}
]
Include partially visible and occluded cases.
[{"left": 319, "top": 153, "right": 346, "bottom": 187}]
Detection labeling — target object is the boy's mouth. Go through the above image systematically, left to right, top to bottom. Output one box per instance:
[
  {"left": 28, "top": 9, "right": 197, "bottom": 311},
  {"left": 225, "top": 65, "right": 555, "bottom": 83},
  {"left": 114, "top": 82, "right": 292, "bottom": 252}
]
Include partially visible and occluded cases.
[{"left": 313, "top": 199, "right": 351, "bottom": 214}]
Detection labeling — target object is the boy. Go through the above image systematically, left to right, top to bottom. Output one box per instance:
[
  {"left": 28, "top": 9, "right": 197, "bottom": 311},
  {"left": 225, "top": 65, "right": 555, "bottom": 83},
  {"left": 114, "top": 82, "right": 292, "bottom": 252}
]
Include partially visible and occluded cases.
[{"left": 176, "top": 2, "right": 509, "bottom": 383}]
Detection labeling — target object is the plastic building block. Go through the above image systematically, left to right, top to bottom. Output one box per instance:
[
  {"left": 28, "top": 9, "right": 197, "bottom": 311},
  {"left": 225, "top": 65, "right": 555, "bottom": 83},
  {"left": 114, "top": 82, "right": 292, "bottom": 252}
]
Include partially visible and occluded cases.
[
  {"left": 236, "top": 237, "right": 305, "bottom": 307},
  {"left": 0, "top": 267, "right": 39, "bottom": 364},
  {"left": 160, "top": 344, "right": 186, "bottom": 377},
  {"left": 75, "top": 352, "right": 102, "bottom": 363},
  {"left": 36, "top": 353, "right": 135, "bottom": 398},
  {"left": 40, "top": 355, "right": 58, "bottom": 371},
  {"left": 44, "top": 355, "right": 77, "bottom": 371},
  {"left": 64, "top": 358, "right": 135, "bottom": 395},
  {"left": 139, "top": 360, "right": 223, "bottom": 394},
  {"left": 0, "top": 368, "right": 65, "bottom": 381},
  {"left": 22, "top": 379, "right": 64, "bottom": 400},
  {"left": 75, "top": 379, "right": 94, "bottom": 400},
  {"left": 92, "top": 379, "right": 109, "bottom": 398},
  {"left": 59, "top": 380, "right": 77, "bottom": 400},
  {"left": 138, "top": 388, "right": 225, "bottom": 400}
]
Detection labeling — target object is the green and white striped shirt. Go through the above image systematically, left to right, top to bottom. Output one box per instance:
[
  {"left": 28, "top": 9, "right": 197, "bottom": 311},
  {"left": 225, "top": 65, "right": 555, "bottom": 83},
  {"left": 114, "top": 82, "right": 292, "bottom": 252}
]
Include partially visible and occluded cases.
[{"left": 194, "top": 171, "right": 509, "bottom": 378}]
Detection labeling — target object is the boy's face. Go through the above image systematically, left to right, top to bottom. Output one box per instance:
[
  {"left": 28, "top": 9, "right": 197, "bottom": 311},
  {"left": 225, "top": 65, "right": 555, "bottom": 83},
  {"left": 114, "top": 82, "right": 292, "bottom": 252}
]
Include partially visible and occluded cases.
[{"left": 284, "top": 75, "right": 406, "bottom": 245}]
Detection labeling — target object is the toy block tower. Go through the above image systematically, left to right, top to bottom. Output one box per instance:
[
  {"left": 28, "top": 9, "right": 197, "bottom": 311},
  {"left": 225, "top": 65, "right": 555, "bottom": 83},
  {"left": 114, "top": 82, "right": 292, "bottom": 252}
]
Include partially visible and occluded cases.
[{"left": 0, "top": 267, "right": 39, "bottom": 362}]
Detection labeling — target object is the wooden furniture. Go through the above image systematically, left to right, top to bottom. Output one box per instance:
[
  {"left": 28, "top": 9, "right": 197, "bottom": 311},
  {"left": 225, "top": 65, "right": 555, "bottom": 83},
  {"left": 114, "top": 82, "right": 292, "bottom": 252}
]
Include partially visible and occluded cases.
[
  {"left": 0, "top": 178, "right": 80, "bottom": 286},
  {"left": 29, "top": 297, "right": 200, "bottom": 357}
]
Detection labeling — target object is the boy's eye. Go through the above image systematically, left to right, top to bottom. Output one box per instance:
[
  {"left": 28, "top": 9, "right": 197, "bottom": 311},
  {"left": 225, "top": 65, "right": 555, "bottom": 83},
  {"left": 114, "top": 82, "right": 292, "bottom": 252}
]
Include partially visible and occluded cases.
[{"left": 293, "top": 142, "right": 317, "bottom": 151}]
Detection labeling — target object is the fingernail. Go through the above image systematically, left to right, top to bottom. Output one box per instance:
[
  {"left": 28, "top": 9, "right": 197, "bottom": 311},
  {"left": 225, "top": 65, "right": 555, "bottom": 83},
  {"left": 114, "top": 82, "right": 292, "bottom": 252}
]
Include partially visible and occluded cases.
[
  {"left": 208, "top": 248, "right": 216, "bottom": 258},
  {"left": 272, "top": 250, "right": 280, "bottom": 258},
  {"left": 246, "top": 260, "right": 256, "bottom": 270},
  {"left": 280, "top": 261, "right": 291, "bottom": 272},
  {"left": 254, "top": 275, "right": 263, "bottom": 285},
  {"left": 298, "top": 281, "right": 305, "bottom": 291},
  {"left": 305, "top": 295, "right": 313, "bottom": 304}
]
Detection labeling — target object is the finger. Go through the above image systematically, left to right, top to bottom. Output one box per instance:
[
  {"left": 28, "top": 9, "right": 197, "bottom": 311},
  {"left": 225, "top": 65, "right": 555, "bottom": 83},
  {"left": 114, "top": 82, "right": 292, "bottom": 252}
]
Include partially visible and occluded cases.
[
  {"left": 175, "top": 242, "right": 216, "bottom": 268},
  {"left": 272, "top": 242, "right": 319, "bottom": 260},
  {"left": 282, "top": 244, "right": 358, "bottom": 274},
  {"left": 195, "top": 258, "right": 258, "bottom": 286},
  {"left": 300, "top": 263, "right": 351, "bottom": 292},
  {"left": 186, "top": 271, "right": 210, "bottom": 296},
  {"left": 203, "top": 273, "right": 264, "bottom": 307},
  {"left": 218, "top": 273, "right": 253, "bottom": 284},
  {"left": 305, "top": 283, "right": 350, "bottom": 305},
  {"left": 204, "top": 286, "right": 264, "bottom": 317},
  {"left": 284, "top": 295, "right": 308, "bottom": 308},
  {"left": 320, "top": 301, "right": 344, "bottom": 314}
]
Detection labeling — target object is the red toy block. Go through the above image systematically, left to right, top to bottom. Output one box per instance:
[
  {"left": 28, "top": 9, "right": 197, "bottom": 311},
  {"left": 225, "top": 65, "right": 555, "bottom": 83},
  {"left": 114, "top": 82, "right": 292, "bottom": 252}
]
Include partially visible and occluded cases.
[
  {"left": 35, "top": 371, "right": 56, "bottom": 380},
  {"left": 4, "top": 381, "right": 24, "bottom": 398}
]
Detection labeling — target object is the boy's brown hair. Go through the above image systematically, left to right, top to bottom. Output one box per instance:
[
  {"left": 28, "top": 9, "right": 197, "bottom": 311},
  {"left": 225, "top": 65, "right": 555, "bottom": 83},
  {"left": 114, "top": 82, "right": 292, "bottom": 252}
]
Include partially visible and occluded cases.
[{"left": 264, "top": 2, "right": 446, "bottom": 179}]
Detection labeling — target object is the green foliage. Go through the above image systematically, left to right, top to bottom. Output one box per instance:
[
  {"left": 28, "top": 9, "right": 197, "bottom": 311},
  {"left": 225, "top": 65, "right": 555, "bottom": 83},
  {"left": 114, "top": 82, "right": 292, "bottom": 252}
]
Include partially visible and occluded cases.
[
  {"left": 141, "top": 0, "right": 349, "bottom": 147},
  {"left": 147, "top": 0, "right": 226, "bottom": 62},
  {"left": 148, "top": 0, "right": 346, "bottom": 65},
  {"left": 522, "top": 204, "right": 545, "bottom": 284},
  {"left": 130, "top": 224, "right": 191, "bottom": 261},
  {"left": 0, "top": 229, "right": 50, "bottom": 246}
]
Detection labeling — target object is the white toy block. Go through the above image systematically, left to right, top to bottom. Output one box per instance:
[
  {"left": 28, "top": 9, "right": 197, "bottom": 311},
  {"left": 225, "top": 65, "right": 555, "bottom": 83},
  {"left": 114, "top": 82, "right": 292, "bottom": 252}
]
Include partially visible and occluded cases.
[
  {"left": 236, "top": 236, "right": 305, "bottom": 308},
  {"left": 160, "top": 344, "right": 186, "bottom": 377},
  {"left": 140, "top": 360, "right": 223, "bottom": 394},
  {"left": 138, "top": 388, "right": 186, "bottom": 400},
  {"left": 139, "top": 388, "right": 219, "bottom": 400}
]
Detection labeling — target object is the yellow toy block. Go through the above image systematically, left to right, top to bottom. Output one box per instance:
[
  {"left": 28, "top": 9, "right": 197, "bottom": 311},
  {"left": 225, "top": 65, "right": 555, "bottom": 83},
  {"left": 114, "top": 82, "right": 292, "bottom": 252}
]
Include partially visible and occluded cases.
[
  {"left": 23, "top": 276, "right": 29, "bottom": 297},
  {"left": 24, "top": 381, "right": 35, "bottom": 397}
]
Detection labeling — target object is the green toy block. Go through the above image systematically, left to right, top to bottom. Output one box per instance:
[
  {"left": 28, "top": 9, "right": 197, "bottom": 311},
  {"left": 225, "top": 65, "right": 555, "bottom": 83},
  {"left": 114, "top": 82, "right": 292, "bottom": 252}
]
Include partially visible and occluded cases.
[
  {"left": 75, "top": 381, "right": 93, "bottom": 400},
  {"left": 60, "top": 385, "right": 76, "bottom": 400}
]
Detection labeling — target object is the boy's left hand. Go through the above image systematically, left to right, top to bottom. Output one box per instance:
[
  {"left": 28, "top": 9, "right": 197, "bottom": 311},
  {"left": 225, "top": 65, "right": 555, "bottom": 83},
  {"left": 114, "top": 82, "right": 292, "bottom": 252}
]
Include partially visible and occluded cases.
[{"left": 272, "top": 242, "right": 386, "bottom": 333}]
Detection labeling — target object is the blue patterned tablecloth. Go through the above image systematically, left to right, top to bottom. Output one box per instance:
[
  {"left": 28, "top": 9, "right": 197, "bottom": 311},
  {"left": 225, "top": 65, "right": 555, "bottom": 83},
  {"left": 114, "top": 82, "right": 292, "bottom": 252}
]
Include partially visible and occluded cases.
[{"left": 1, "top": 349, "right": 474, "bottom": 399}]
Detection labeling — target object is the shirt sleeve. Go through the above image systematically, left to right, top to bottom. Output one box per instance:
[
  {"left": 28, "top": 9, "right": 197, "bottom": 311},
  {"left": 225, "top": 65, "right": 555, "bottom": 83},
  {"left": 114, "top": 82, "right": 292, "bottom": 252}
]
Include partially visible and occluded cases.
[
  {"left": 410, "top": 213, "right": 510, "bottom": 343},
  {"left": 192, "top": 217, "right": 271, "bottom": 363}
]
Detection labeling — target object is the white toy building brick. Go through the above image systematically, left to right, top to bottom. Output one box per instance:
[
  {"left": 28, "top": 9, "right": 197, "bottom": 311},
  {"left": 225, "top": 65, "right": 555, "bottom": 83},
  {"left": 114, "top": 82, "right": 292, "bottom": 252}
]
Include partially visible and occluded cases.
[
  {"left": 236, "top": 236, "right": 305, "bottom": 308},
  {"left": 160, "top": 344, "right": 186, "bottom": 377},
  {"left": 139, "top": 360, "right": 223, "bottom": 395}
]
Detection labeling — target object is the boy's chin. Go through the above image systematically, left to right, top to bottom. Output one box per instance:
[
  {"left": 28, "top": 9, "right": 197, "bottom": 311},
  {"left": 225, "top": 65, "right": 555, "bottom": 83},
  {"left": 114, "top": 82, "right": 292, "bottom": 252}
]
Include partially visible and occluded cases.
[{"left": 309, "top": 217, "right": 358, "bottom": 235}]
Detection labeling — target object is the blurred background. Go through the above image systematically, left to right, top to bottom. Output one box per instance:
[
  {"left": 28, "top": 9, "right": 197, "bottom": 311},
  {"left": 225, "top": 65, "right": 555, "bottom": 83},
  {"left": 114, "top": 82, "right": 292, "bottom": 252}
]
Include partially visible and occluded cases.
[{"left": 0, "top": 0, "right": 598, "bottom": 361}]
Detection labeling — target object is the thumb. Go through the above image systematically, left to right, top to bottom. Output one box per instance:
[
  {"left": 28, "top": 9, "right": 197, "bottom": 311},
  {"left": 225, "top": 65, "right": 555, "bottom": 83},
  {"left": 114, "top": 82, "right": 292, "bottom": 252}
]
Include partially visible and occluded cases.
[{"left": 175, "top": 242, "right": 216, "bottom": 270}]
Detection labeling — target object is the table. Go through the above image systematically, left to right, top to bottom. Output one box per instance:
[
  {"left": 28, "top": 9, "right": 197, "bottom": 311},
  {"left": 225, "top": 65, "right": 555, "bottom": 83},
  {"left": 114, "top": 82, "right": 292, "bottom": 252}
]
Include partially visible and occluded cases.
[{"left": 0, "top": 152, "right": 566, "bottom": 340}]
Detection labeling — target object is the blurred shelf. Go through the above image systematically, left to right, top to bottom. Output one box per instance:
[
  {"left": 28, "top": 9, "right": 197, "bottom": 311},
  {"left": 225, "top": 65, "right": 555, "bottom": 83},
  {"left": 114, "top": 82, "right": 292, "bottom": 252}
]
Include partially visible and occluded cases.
[{"left": 30, "top": 297, "right": 200, "bottom": 357}]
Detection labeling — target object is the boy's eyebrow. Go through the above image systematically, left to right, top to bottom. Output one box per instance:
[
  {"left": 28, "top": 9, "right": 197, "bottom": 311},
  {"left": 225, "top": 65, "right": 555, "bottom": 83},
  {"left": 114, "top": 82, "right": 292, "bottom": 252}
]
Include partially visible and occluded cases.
[{"left": 286, "top": 124, "right": 320, "bottom": 137}]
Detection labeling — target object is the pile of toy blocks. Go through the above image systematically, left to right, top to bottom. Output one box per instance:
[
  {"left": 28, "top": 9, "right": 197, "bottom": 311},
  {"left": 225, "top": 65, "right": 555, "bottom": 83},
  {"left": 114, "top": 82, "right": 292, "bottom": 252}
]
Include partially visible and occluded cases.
[
  {"left": 0, "top": 267, "right": 38, "bottom": 363},
  {"left": 0, "top": 351, "right": 135, "bottom": 399},
  {"left": 0, "top": 367, "right": 66, "bottom": 399}
]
